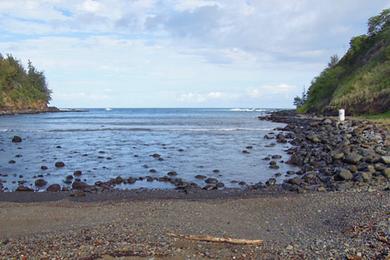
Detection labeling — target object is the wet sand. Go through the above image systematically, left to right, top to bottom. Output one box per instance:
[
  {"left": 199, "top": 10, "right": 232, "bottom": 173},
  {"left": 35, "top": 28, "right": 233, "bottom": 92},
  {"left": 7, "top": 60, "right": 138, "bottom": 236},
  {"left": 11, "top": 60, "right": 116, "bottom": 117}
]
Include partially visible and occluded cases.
[{"left": 1, "top": 190, "right": 389, "bottom": 259}]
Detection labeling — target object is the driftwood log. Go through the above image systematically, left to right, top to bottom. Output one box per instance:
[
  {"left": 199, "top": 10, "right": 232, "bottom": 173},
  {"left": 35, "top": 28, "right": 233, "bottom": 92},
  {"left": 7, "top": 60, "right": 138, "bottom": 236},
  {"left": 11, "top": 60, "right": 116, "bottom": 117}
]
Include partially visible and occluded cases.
[{"left": 167, "top": 232, "right": 263, "bottom": 245}]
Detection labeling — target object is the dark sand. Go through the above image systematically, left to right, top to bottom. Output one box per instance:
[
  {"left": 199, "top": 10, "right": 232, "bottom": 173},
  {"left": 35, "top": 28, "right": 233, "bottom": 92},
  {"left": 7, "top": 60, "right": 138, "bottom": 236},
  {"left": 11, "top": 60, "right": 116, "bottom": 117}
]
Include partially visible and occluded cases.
[{"left": 1, "top": 190, "right": 389, "bottom": 259}]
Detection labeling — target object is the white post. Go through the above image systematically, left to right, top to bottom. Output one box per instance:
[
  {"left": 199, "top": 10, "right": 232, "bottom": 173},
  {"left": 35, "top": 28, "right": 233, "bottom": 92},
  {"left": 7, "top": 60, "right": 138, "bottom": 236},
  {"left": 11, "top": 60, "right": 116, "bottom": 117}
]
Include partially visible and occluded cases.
[{"left": 339, "top": 109, "right": 345, "bottom": 122}]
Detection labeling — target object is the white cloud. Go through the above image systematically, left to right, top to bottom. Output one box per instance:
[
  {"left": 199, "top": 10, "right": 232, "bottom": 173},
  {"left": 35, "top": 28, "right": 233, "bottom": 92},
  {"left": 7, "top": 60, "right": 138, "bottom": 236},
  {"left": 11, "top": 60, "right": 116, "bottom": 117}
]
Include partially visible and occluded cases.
[
  {"left": 80, "top": 0, "right": 102, "bottom": 13},
  {"left": 0, "top": 1, "right": 388, "bottom": 107},
  {"left": 248, "top": 84, "right": 298, "bottom": 98}
]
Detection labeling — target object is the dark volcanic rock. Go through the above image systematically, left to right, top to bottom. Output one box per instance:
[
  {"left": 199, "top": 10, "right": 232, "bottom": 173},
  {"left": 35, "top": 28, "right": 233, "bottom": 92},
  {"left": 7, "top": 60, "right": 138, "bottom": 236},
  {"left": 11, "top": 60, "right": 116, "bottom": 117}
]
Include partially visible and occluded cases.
[
  {"left": 12, "top": 136, "right": 22, "bottom": 143},
  {"left": 344, "top": 153, "right": 363, "bottom": 165},
  {"left": 55, "top": 161, "right": 65, "bottom": 168},
  {"left": 41, "top": 165, "right": 48, "bottom": 170},
  {"left": 336, "top": 169, "right": 353, "bottom": 181},
  {"left": 73, "top": 170, "right": 82, "bottom": 177},
  {"left": 167, "top": 171, "right": 177, "bottom": 176},
  {"left": 195, "top": 175, "right": 207, "bottom": 180},
  {"left": 127, "top": 177, "right": 137, "bottom": 184},
  {"left": 35, "top": 178, "right": 47, "bottom": 187},
  {"left": 205, "top": 178, "right": 218, "bottom": 184},
  {"left": 72, "top": 181, "right": 90, "bottom": 191},
  {"left": 47, "top": 184, "right": 61, "bottom": 192},
  {"left": 16, "top": 185, "right": 33, "bottom": 192}
]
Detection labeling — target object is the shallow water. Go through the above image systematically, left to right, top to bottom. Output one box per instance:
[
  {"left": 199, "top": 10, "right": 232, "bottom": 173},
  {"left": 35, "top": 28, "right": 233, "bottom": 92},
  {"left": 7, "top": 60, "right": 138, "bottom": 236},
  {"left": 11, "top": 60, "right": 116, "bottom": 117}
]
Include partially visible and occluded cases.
[{"left": 0, "top": 108, "right": 296, "bottom": 191}]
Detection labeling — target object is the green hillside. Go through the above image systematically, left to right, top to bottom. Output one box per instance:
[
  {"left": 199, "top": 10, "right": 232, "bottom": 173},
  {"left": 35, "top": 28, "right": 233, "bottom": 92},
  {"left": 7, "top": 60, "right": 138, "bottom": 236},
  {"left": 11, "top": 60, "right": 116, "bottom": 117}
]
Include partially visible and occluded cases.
[
  {"left": 299, "top": 9, "right": 390, "bottom": 115},
  {"left": 0, "top": 54, "right": 51, "bottom": 112}
]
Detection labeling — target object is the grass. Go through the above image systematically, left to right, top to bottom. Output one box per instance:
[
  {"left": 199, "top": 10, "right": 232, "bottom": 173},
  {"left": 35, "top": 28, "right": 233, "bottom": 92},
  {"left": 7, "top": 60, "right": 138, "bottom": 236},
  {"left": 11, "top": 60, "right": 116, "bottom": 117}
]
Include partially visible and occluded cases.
[{"left": 353, "top": 111, "right": 390, "bottom": 130}]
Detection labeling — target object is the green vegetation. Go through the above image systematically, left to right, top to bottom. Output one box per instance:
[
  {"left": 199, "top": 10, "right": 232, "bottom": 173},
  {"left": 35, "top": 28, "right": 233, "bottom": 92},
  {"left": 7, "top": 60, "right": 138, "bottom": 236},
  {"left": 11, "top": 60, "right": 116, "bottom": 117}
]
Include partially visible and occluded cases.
[
  {"left": 297, "top": 9, "right": 390, "bottom": 116},
  {"left": 0, "top": 54, "right": 51, "bottom": 111}
]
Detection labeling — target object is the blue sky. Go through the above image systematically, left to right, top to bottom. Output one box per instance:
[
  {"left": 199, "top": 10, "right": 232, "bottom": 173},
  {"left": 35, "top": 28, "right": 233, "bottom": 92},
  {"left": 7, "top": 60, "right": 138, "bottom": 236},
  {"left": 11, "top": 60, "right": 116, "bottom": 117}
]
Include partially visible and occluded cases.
[{"left": 0, "top": 0, "right": 389, "bottom": 108}]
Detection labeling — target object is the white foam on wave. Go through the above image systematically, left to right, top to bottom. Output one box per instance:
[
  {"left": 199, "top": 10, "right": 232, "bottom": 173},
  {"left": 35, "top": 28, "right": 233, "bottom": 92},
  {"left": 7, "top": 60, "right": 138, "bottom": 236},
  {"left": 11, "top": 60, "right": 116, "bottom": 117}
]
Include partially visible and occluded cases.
[{"left": 230, "top": 108, "right": 266, "bottom": 112}]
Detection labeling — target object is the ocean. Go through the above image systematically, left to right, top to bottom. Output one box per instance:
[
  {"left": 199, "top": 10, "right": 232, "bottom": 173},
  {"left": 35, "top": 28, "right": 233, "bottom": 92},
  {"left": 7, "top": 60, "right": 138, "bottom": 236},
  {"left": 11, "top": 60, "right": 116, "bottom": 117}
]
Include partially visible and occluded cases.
[{"left": 0, "top": 108, "right": 296, "bottom": 191}]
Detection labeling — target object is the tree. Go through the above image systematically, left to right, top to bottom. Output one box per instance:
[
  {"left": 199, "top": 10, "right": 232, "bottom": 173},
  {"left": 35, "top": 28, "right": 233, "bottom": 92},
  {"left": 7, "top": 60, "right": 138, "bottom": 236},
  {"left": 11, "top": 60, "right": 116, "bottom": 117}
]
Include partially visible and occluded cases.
[
  {"left": 368, "top": 8, "right": 390, "bottom": 36},
  {"left": 328, "top": 54, "right": 339, "bottom": 68},
  {"left": 293, "top": 86, "right": 307, "bottom": 108}
]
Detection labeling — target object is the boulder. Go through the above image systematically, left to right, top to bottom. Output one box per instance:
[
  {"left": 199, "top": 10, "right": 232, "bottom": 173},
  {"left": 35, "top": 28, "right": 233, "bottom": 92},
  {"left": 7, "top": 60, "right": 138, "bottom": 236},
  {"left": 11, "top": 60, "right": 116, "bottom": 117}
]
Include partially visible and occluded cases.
[
  {"left": 306, "top": 134, "right": 320, "bottom": 143},
  {"left": 12, "top": 136, "right": 22, "bottom": 143},
  {"left": 344, "top": 153, "right": 363, "bottom": 164},
  {"left": 381, "top": 156, "right": 390, "bottom": 165},
  {"left": 55, "top": 161, "right": 65, "bottom": 168},
  {"left": 383, "top": 168, "right": 390, "bottom": 179},
  {"left": 337, "top": 169, "right": 353, "bottom": 181},
  {"left": 73, "top": 170, "right": 82, "bottom": 177},
  {"left": 167, "top": 171, "right": 177, "bottom": 176},
  {"left": 195, "top": 175, "right": 207, "bottom": 180},
  {"left": 127, "top": 177, "right": 137, "bottom": 184},
  {"left": 34, "top": 178, "right": 47, "bottom": 187},
  {"left": 205, "top": 178, "right": 218, "bottom": 184},
  {"left": 266, "top": 178, "right": 276, "bottom": 186},
  {"left": 72, "top": 181, "right": 89, "bottom": 190},
  {"left": 47, "top": 184, "right": 61, "bottom": 192},
  {"left": 16, "top": 185, "right": 33, "bottom": 192}
]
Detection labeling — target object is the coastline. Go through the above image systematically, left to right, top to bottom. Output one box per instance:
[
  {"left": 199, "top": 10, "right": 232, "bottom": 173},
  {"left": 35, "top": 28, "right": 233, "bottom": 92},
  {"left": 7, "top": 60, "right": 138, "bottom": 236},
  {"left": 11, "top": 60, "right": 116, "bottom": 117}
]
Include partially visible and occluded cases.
[
  {"left": 0, "top": 107, "right": 88, "bottom": 116},
  {"left": 0, "top": 110, "right": 389, "bottom": 258}
]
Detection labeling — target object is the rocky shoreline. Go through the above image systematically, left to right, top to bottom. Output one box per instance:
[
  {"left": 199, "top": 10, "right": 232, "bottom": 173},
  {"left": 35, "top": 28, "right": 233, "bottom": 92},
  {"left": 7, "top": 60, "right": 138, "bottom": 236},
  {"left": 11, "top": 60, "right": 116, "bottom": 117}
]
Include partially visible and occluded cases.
[
  {"left": 0, "top": 107, "right": 87, "bottom": 116},
  {"left": 1, "top": 110, "right": 389, "bottom": 197},
  {"left": 259, "top": 110, "right": 390, "bottom": 193}
]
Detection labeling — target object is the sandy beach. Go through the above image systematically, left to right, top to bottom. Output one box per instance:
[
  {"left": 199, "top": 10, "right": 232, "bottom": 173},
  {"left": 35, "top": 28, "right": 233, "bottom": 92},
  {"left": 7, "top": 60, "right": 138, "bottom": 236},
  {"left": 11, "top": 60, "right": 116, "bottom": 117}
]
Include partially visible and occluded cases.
[{"left": 1, "top": 190, "right": 389, "bottom": 259}]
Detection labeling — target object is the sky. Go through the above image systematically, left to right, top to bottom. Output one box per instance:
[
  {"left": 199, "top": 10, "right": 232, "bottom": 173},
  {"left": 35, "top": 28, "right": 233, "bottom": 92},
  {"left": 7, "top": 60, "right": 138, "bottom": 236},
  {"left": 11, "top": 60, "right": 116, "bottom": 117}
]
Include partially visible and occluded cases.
[{"left": 0, "top": 0, "right": 389, "bottom": 108}]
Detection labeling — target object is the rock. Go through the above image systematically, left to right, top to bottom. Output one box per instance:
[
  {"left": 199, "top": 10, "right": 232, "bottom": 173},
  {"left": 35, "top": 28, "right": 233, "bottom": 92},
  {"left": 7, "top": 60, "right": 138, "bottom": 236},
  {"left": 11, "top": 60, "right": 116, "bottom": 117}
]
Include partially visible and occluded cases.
[
  {"left": 322, "top": 118, "right": 332, "bottom": 125},
  {"left": 264, "top": 134, "right": 274, "bottom": 139},
  {"left": 276, "top": 134, "right": 287, "bottom": 143},
  {"left": 306, "top": 134, "right": 320, "bottom": 143},
  {"left": 12, "top": 136, "right": 22, "bottom": 143},
  {"left": 246, "top": 146, "right": 253, "bottom": 149},
  {"left": 242, "top": 150, "right": 250, "bottom": 154},
  {"left": 331, "top": 152, "right": 344, "bottom": 160},
  {"left": 151, "top": 153, "right": 161, "bottom": 158},
  {"left": 344, "top": 153, "right": 363, "bottom": 164},
  {"left": 271, "top": 155, "right": 282, "bottom": 159},
  {"left": 381, "top": 156, "right": 390, "bottom": 165},
  {"left": 8, "top": 160, "right": 16, "bottom": 164},
  {"left": 269, "top": 160, "right": 277, "bottom": 166},
  {"left": 55, "top": 161, "right": 65, "bottom": 168},
  {"left": 374, "top": 163, "right": 385, "bottom": 171},
  {"left": 41, "top": 165, "right": 48, "bottom": 170},
  {"left": 383, "top": 168, "right": 390, "bottom": 179},
  {"left": 149, "top": 169, "right": 157, "bottom": 173},
  {"left": 337, "top": 169, "right": 353, "bottom": 181},
  {"left": 73, "top": 170, "right": 82, "bottom": 177},
  {"left": 167, "top": 171, "right": 177, "bottom": 176},
  {"left": 361, "top": 172, "right": 372, "bottom": 182},
  {"left": 195, "top": 175, "right": 207, "bottom": 180},
  {"left": 113, "top": 176, "right": 124, "bottom": 184},
  {"left": 127, "top": 177, "right": 137, "bottom": 184},
  {"left": 287, "top": 177, "right": 303, "bottom": 185},
  {"left": 205, "top": 178, "right": 218, "bottom": 184},
  {"left": 266, "top": 178, "right": 276, "bottom": 186},
  {"left": 34, "top": 179, "right": 47, "bottom": 187},
  {"left": 72, "top": 181, "right": 89, "bottom": 190},
  {"left": 238, "top": 181, "right": 247, "bottom": 186},
  {"left": 216, "top": 182, "right": 225, "bottom": 188},
  {"left": 252, "top": 182, "right": 265, "bottom": 189},
  {"left": 47, "top": 184, "right": 61, "bottom": 192},
  {"left": 203, "top": 184, "right": 217, "bottom": 190},
  {"left": 16, "top": 185, "right": 33, "bottom": 192},
  {"left": 318, "top": 187, "right": 327, "bottom": 192}
]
